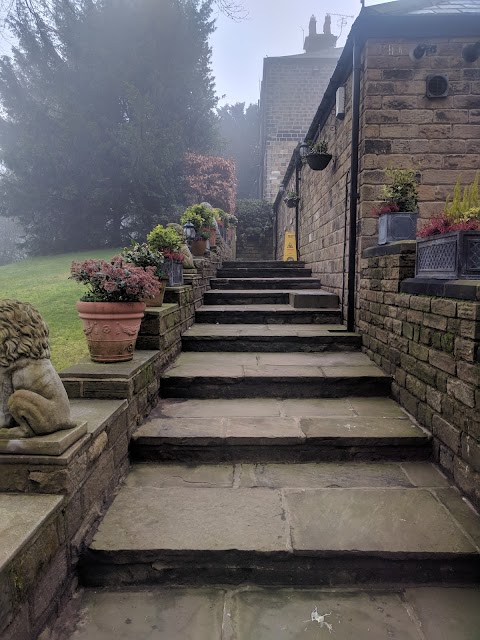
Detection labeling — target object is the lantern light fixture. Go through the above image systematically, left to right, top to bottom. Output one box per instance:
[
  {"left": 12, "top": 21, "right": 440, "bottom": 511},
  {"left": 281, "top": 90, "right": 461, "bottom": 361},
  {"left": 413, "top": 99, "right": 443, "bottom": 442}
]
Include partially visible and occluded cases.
[
  {"left": 299, "top": 142, "right": 310, "bottom": 159},
  {"left": 183, "top": 221, "right": 196, "bottom": 241}
]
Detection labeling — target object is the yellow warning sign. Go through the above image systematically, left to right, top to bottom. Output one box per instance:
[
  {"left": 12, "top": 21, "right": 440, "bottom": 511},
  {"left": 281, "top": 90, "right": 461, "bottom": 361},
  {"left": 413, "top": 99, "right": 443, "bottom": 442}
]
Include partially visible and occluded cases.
[{"left": 283, "top": 231, "right": 297, "bottom": 262}]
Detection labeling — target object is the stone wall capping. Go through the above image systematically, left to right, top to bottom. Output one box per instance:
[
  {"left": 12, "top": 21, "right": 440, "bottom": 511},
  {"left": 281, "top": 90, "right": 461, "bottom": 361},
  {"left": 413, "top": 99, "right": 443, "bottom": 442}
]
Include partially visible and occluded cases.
[
  {"left": 363, "top": 241, "right": 417, "bottom": 258},
  {"left": 401, "top": 278, "right": 480, "bottom": 301},
  {"left": 59, "top": 350, "right": 160, "bottom": 381}
]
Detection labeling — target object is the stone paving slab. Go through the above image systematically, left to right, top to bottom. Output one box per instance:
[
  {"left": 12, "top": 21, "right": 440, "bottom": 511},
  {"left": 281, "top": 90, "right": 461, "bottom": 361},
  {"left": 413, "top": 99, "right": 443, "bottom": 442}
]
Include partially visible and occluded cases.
[
  {"left": 184, "top": 323, "right": 357, "bottom": 337},
  {"left": 163, "top": 352, "right": 389, "bottom": 380},
  {"left": 149, "top": 397, "right": 408, "bottom": 419},
  {"left": 70, "top": 399, "right": 128, "bottom": 436},
  {"left": 299, "top": 416, "right": 425, "bottom": 443},
  {"left": 224, "top": 418, "right": 305, "bottom": 444},
  {"left": 125, "top": 463, "right": 235, "bottom": 488},
  {"left": 90, "top": 487, "right": 289, "bottom": 553},
  {"left": 285, "top": 488, "right": 477, "bottom": 554},
  {"left": 0, "top": 494, "right": 63, "bottom": 571},
  {"left": 58, "top": 586, "right": 480, "bottom": 640}
]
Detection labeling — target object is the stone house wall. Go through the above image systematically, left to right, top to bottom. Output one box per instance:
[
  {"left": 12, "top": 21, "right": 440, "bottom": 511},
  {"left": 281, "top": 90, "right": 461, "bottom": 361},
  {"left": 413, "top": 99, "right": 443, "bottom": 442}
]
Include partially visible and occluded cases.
[
  {"left": 274, "top": 36, "right": 480, "bottom": 314},
  {"left": 260, "top": 55, "right": 340, "bottom": 202},
  {"left": 359, "top": 243, "right": 480, "bottom": 510}
]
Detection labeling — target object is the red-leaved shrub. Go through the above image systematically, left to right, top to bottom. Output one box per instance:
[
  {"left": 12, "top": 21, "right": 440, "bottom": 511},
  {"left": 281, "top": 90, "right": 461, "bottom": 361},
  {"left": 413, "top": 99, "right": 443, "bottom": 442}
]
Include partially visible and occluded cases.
[{"left": 184, "top": 152, "right": 236, "bottom": 213}]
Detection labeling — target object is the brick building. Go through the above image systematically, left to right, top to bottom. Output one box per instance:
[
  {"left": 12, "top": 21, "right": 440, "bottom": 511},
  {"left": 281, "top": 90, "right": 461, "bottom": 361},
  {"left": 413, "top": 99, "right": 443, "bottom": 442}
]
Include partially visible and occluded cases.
[
  {"left": 274, "top": 0, "right": 480, "bottom": 297},
  {"left": 259, "top": 15, "right": 342, "bottom": 202}
]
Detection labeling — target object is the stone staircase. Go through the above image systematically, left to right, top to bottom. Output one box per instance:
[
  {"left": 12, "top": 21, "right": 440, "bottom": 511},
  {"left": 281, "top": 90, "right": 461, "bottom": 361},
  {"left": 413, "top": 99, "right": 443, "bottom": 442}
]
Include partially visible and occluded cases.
[{"left": 71, "top": 261, "right": 480, "bottom": 639}]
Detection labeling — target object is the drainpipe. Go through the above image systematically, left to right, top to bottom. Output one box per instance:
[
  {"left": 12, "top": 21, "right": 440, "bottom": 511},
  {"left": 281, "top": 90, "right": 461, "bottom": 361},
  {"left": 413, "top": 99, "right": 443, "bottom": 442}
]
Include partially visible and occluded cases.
[
  {"left": 347, "top": 39, "right": 362, "bottom": 332},
  {"left": 295, "top": 162, "right": 300, "bottom": 258}
]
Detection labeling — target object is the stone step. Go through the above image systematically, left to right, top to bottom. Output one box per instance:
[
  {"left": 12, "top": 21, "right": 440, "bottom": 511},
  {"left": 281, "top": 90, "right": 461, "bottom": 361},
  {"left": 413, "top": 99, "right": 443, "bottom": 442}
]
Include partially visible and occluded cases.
[
  {"left": 222, "top": 260, "right": 306, "bottom": 269},
  {"left": 217, "top": 268, "right": 313, "bottom": 278},
  {"left": 210, "top": 277, "right": 322, "bottom": 290},
  {"left": 204, "top": 289, "right": 337, "bottom": 307},
  {"left": 204, "top": 289, "right": 290, "bottom": 305},
  {"left": 195, "top": 305, "right": 342, "bottom": 325},
  {"left": 182, "top": 324, "right": 362, "bottom": 353},
  {"left": 160, "top": 352, "right": 391, "bottom": 399},
  {"left": 132, "top": 396, "right": 431, "bottom": 463},
  {"left": 81, "top": 461, "right": 480, "bottom": 587},
  {"left": 55, "top": 585, "right": 480, "bottom": 639}
]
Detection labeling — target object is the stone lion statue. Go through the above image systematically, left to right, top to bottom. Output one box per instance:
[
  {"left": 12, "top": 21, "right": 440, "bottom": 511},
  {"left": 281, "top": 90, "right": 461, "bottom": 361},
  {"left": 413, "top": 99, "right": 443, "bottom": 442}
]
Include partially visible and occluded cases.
[{"left": 0, "top": 300, "right": 75, "bottom": 438}]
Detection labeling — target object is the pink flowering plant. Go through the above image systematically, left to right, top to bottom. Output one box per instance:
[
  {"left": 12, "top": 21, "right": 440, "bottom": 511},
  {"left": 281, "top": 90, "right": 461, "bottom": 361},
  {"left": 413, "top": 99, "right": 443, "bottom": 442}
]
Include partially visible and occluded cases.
[
  {"left": 121, "top": 242, "right": 168, "bottom": 279},
  {"left": 70, "top": 257, "right": 161, "bottom": 302}
]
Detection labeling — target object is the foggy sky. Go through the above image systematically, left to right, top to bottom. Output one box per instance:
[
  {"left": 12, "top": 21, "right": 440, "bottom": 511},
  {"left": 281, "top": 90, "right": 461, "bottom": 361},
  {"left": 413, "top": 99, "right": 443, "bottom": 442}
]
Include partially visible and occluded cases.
[{"left": 211, "top": 0, "right": 390, "bottom": 106}]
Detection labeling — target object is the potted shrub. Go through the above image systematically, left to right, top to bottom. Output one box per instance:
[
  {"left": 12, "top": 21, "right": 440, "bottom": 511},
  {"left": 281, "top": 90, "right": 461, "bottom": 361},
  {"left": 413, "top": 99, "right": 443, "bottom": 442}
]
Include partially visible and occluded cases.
[
  {"left": 304, "top": 140, "right": 332, "bottom": 171},
  {"left": 375, "top": 168, "right": 419, "bottom": 245},
  {"left": 416, "top": 173, "right": 480, "bottom": 279},
  {"left": 284, "top": 191, "right": 300, "bottom": 209},
  {"left": 180, "top": 204, "right": 215, "bottom": 256},
  {"left": 147, "top": 225, "right": 184, "bottom": 286},
  {"left": 121, "top": 242, "right": 168, "bottom": 307},
  {"left": 70, "top": 257, "right": 160, "bottom": 362}
]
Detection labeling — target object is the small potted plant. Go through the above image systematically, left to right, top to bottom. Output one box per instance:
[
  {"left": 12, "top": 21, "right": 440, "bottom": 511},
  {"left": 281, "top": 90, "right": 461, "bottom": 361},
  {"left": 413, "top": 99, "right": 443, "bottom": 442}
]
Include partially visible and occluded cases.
[
  {"left": 304, "top": 140, "right": 332, "bottom": 171},
  {"left": 374, "top": 168, "right": 419, "bottom": 245},
  {"left": 416, "top": 173, "right": 480, "bottom": 279},
  {"left": 284, "top": 191, "right": 300, "bottom": 209},
  {"left": 180, "top": 204, "right": 215, "bottom": 256},
  {"left": 147, "top": 225, "right": 184, "bottom": 285},
  {"left": 121, "top": 242, "right": 168, "bottom": 307},
  {"left": 71, "top": 257, "right": 160, "bottom": 362}
]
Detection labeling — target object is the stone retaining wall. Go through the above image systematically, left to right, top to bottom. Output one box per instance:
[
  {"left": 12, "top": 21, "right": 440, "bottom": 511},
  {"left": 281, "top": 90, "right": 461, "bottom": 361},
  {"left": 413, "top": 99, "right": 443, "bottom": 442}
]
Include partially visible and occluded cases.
[
  {"left": 359, "top": 243, "right": 480, "bottom": 509},
  {"left": 0, "top": 249, "right": 228, "bottom": 640}
]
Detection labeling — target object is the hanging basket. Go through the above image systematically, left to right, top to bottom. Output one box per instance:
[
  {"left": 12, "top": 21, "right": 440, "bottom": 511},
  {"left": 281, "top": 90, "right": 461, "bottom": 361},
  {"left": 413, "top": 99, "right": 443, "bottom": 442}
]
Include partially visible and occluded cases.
[
  {"left": 306, "top": 152, "right": 332, "bottom": 171},
  {"left": 284, "top": 197, "right": 299, "bottom": 209}
]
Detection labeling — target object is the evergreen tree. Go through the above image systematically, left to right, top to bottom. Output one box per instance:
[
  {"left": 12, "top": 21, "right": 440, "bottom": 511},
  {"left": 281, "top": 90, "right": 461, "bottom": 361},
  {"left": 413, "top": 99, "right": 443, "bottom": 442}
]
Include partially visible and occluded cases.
[
  {"left": 0, "top": 0, "right": 218, "bottom": 254},
  {"left": 217, "top": 101, "right": 259, "bottom": 199}
]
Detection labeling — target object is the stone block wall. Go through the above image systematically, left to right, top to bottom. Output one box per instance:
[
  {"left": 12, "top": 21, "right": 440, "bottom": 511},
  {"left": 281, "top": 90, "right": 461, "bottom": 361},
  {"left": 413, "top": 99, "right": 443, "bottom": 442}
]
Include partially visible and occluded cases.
[
  {"left": 274, "top": 35, "right": 480, "bottom": 315},
  {"left": 260, "top": 54, "right": 340, "bottom": 201},
  {"left": 237, "top": 231, "right": 274, "bottom": 261},
  {"left": 359, "top": 243, "right": 480, "bottom": 510},
  {"left": 0, "top": 249, "right": 228, "bottom": 640}
]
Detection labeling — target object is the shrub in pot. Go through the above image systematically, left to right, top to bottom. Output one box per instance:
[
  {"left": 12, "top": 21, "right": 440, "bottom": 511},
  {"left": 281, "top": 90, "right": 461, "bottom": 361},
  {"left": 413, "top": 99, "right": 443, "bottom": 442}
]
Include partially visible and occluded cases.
[
  {"left": 304, "top": 140, "right": 332, "bottom": 171},
  {"left": 374, "top": 168, "right": 419, "bottom": 245},
  {"left": 416, "top": 173, "right": 480, "bottom": 279},
  {"left": 180, "top": 204, "right": 215, "bottom": 256},
  {"left": 147, "top": 224, "right": 184, "bottom": 285},
  {"left": 121, "top": 242, "right": 168, "bottom": 307},
  {"left": 70, "top": 257, "right": 160, "bottom": 362}
]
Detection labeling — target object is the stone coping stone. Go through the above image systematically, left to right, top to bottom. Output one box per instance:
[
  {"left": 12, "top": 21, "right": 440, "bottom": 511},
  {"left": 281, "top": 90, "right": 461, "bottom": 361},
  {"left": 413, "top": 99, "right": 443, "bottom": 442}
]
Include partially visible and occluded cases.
[
  {"left": 363, "top": 241, "right": 417, "bottom": 258},
  {"left": 401, "top": 278, "right": 480, "bottom": 301},
  {"left": 142, "top": 302, "right": 178, "bottom": 314},
  {"left": 184, "top": 323, "right": 356, "bottom": 338},
  {"left": 59, "top": 350, "right": 160, "bottom": 380},
  {"left": 0, "top": 399, "right": 126, "bottom": 466},
  {"left": 0, "top": 421, "right": 87, "bottom": 456},
  {"left": 88, "top": 485, "right": 478, "bottom": 557},
  {"left": 0, "top": 493, "right": 63, "bottom": 571},
  {"left": 54, "top": 586, "right": 480, "bottom": 640}
]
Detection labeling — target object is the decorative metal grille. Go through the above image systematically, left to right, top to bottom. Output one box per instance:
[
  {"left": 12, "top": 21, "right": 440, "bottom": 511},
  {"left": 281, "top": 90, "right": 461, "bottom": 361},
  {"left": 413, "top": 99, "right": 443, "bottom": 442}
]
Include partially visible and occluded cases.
[
  {"left": 466, "top": 238, "right": 480, "bottom": 271},
  {"left": 417, "top": 240, "right": 457, "bottom": 271},
  {"left": 164, "top": 259, "right": 183, "bottom": 286}
]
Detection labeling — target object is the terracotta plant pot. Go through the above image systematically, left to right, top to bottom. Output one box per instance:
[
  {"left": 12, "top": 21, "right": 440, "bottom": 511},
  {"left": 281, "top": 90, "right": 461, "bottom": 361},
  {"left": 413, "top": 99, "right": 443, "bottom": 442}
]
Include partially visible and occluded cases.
[
  {"left": 209, "top": 228, "right": 216, "bottom": 247},
  {"left": 191, "top": 239, "right": 207, "bottom": 256},
  {"left": 146, "top": 278, "right": 168, "bottom": 307},
  {"left": 76, "top": 301, "right": 146, "bottom": 363}
]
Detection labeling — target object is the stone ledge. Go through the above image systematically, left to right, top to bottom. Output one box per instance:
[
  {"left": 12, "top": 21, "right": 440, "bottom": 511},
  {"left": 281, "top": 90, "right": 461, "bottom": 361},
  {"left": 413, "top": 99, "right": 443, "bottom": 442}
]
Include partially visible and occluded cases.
[
  {"left": 363, "top": 241, "right": 417, "bottom": 258},
  {"left": 401, "top": 278, "right": 480, "bottom": 301},
  {"left": 59, "top": 350, "right": 159, "bottom": 380},
  {"left": 0, "top": 422, "right": 87, "bottom": 457}
]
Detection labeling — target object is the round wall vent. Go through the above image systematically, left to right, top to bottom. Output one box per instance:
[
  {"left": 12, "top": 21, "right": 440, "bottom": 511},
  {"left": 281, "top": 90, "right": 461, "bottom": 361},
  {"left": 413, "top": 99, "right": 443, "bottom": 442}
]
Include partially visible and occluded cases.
[{"left": 426, "top": 74, "right": 449, "bottom": 98}]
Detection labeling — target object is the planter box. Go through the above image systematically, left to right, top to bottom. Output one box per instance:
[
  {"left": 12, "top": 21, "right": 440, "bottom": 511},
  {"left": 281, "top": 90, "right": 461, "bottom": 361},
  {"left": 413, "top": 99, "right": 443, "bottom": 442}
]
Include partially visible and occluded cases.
[
  {"left": 378, "top": 212, "right": 418, "bottom": 245},
  {"left": 415, "top": 231, "right": 480, "bottom": 280},
  {"left": 164, "top": 259, "right": 183, "bottom": 286}
]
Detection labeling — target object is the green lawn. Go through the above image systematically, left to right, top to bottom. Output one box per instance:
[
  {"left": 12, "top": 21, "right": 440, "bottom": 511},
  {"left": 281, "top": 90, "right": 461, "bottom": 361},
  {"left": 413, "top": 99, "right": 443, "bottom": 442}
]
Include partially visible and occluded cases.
[{"left": 0, "top": 249, "right": 121, "bottom": 370}]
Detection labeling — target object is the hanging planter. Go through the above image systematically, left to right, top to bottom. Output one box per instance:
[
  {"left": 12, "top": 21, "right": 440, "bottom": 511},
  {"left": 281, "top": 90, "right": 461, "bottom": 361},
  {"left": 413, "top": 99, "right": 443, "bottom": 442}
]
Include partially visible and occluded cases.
[
  {"left": 303, "top": 140, "right": 332, "bottom": 171},
  {"left": 306, "top": 152, "right": 332, "bottom": 171},
  {"left": 284, "top": 191, "right": 299, "bottom": 209}
]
